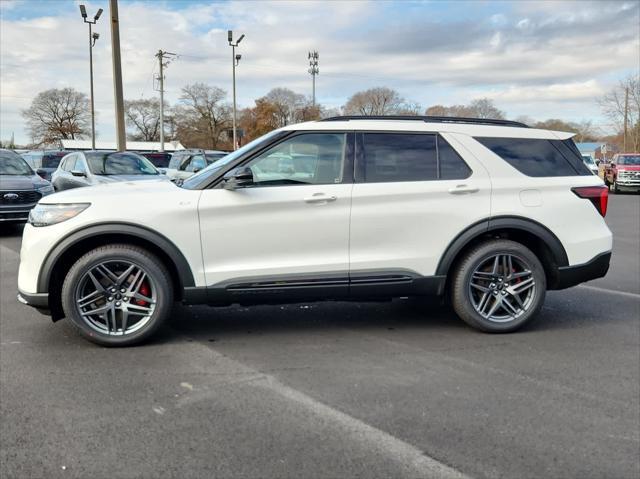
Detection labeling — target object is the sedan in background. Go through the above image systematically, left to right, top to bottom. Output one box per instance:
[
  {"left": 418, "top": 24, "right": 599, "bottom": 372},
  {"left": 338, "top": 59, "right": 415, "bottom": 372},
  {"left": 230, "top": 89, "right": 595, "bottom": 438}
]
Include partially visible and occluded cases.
[
  {"left": 0, "top": 149, "right": 54, "bottom": 222},
  {"left": 51, "top": 151, "right": 169, "bottom": 192}
]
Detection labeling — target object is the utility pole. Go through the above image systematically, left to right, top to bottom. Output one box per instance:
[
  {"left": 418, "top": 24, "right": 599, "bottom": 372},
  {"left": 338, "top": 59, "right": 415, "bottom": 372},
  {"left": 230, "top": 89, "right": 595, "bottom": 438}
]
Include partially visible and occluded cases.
[
  {"left": 109, "top": 0, "right": 126, "bottom": 151},
  {"left": 79, "top": 5, "right": 103, "bottom": 150},
  {"left": 228, "top": 30, "right": 245, "bottom": 150},
  {"left": 155, "top": 50, "right": 176, "bottom": 152},
  {"left": 308, "top": 51, "right": 319, "bottom": 107},
  {"left": 623, "top": 86, "right": 629, "bottom": 153}
]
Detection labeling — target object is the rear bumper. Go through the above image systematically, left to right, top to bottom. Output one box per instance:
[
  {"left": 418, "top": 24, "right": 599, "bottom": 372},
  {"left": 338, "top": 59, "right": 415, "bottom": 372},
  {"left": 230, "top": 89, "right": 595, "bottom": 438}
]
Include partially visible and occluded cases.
[{"left": 551, "top": 251, "right": 611, "bottom": 290}]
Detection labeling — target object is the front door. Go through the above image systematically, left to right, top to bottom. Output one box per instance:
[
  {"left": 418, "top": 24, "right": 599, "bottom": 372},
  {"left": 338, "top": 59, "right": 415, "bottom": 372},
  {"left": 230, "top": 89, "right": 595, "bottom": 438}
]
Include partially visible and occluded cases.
[{"left": 198, "top": 132, "right": 353, "bottom": 303}]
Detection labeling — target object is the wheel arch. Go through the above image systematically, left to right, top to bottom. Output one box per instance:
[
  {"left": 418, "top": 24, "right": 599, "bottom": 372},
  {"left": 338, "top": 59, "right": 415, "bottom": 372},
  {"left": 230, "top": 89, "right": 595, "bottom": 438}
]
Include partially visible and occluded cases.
[
  {"left": 436, "top": 216, "right": 569, "bottom": 289},
  {"left": 40, "top": 223, "right": 195, "bottom": 321}
]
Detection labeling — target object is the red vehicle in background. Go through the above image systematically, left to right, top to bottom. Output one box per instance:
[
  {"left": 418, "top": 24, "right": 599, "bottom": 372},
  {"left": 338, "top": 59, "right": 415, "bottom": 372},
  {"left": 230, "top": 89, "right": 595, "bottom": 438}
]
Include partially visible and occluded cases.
[{"left": 601, "top": 153, "right": 640, "bottom": 193}]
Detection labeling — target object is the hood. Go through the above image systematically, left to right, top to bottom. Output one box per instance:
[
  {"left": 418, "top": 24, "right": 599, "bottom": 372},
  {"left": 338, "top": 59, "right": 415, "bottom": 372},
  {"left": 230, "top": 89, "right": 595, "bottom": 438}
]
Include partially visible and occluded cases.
[
  {"left": 0, "top": 174, "right": 43, "bottom": 190},
  {"left": 93, "top": 174, "right": 169, "bottom": 184},
  {"left": 42, "top": 178, "right": 178, "bottom": 203}
]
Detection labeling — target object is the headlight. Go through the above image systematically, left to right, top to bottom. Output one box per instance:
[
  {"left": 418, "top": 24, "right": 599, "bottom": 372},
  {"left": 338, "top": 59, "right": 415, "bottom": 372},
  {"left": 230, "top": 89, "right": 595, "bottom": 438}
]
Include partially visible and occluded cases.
[
  {"left": 36, "top": 184, "right": 54, "bottom": 196},
  {"left": 28, "top": 203, "right": 90, "bottom": 227}
]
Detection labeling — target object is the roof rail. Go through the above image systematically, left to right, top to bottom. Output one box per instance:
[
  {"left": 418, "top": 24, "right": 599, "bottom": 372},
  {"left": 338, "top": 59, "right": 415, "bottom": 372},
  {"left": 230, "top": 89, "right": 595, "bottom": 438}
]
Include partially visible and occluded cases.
[{"left": 319, "top": 115, "right": 529, "bottom": 128}]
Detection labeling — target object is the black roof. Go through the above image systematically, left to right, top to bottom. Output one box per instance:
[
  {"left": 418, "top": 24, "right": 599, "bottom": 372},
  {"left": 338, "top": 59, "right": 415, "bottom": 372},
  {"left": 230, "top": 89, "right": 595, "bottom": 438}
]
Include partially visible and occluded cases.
[{"left": 319, "top": 115, "right": 528, "bottom": 128}]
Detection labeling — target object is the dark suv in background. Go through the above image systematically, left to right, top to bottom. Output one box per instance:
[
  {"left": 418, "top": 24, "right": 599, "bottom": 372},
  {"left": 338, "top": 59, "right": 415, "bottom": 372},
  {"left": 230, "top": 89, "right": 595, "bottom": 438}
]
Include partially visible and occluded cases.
[
  {"left": 0, "top": 149, "right": 54, "bottom": 222},
  {"left": 21, "top": 150, "right": 69, "bottom": 181}
]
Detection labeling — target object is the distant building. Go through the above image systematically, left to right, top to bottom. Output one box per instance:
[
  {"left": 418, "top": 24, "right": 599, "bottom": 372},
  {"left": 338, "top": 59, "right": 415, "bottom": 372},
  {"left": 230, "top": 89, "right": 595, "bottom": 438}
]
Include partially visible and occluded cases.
[
  {"left": 59, "top": 140, "right": 185, "bottom": 152},
  {"left": 575, "top": 142, "right": 615, "bottom": 161}
]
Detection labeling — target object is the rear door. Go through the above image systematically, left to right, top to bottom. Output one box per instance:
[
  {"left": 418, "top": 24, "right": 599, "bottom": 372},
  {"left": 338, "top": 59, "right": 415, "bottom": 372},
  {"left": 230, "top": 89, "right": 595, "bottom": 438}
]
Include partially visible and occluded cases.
[{"left": 349, "top": 131, "right": 491, "bottom": 286}]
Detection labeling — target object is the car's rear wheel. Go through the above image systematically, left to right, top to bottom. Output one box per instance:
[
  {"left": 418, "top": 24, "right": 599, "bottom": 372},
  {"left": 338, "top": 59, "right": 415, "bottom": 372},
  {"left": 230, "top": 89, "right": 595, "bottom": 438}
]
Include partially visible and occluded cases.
[
  {"left": 451, "top": 240, "right": 546, "bottom": 333},
  {"left": 61, "top": 244, "right": 173, "bottom": 346}
]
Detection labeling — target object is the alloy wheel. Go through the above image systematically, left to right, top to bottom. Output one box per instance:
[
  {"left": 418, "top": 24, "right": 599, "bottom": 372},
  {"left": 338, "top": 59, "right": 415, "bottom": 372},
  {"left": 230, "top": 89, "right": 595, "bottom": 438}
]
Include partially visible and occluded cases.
[
  {"left": 468, "top": 254, "right": 536, "bottom": 323},
  {"left": 74, "top": 260, "right": 157, "bottom": 336}
]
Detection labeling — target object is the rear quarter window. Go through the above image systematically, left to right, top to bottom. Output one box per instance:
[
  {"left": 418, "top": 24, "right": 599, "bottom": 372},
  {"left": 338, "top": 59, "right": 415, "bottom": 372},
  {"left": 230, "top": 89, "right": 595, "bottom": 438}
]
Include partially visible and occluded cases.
[{"left": 476, "top": 137, "right": 592, "bottom": 177}]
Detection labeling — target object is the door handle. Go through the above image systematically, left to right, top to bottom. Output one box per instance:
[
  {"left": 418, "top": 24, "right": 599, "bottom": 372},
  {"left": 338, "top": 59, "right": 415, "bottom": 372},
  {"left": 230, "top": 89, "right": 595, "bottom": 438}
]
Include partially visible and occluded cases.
[
  {"left": 448, "top": 184, "right": 479, "bottom": 195},
  {"left": 304, "top": 193, "right": 337, "bottom": 204}
]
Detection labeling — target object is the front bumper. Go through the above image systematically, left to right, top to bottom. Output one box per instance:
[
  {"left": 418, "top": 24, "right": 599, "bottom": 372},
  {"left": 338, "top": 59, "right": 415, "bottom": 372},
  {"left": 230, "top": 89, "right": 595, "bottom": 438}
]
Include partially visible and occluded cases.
[
  {"left": 0, "top": 204, "right": 36, "bottom": 222},
  {"left": 552, "top": 251, "right": 611, "bottom": 290},
  {"left": 17, "top": 290, "right": 51, "bottom": 316}
]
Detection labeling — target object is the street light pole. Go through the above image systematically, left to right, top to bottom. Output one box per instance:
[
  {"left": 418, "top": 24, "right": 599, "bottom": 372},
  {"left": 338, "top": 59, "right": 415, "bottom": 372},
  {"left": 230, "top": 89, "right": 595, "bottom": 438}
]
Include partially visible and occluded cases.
[
  {"left": 80, "top": 5, "right": 103, "bottom": 150},
  {"left": 228, "top": 30, "right": 244, "bottom": 150}
]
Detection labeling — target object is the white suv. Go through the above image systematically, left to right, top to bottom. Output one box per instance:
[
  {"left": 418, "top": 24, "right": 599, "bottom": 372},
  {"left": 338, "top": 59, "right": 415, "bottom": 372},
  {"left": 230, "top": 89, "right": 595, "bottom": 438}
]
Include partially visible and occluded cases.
[{"left": 17, "top": 116, "right": 612, "bottom": 346}]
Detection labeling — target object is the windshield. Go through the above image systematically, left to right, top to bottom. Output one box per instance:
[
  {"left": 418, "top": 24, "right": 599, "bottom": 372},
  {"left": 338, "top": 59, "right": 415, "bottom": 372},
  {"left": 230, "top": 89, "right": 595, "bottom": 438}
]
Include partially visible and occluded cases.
[
  {"left": 181, "top": 130, "right": 283, "bottom": 189},
  {"left": 0, "top": 150, "right": 33, "bottom": 176},
  {"left": 86, "top": 152, "right": 158, "bottom": 175},
  {"left": 618, "top": 155, "right": 640, "bottom": 165}
]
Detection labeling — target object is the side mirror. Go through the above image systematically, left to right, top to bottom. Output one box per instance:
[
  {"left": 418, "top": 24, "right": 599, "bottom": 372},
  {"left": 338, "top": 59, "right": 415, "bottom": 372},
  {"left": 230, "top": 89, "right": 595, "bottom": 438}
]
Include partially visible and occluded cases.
[
  {"left": 610, "top": 161, "right": 615, "bottom": 167},
  {"left": 223, "top": 166, "right": 253, "bottom": 190},
  {"left": 193, "top": 167, "right": 202, "bottom": 174},
  {"left": 36, "top": 168, "right": 47, "bottom": 179},
  {"left": 71, "top": 170, "right": 86, "bottom": 177}
]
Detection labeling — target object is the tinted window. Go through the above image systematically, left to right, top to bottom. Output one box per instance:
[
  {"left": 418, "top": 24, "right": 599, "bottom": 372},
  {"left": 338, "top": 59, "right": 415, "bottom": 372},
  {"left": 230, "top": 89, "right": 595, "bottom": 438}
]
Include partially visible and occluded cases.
[
  {"left": 247, "top": 133, "right": 346, "bottom": 186},
  {"left": 361, "top": 133, "right": 437, "bottom": 182},
  {"left": 438, "top": 136, "right": 472, "bottom": 180},
  {"left": 477, "top": 137, "right": 591, "bottom": 177},
  {"left": 0, "top": 150, "right": 33, "bottom": 175},
  {"left": 86, "top": 152, "right": 158, "bottom": 175},
  {"left": 42, "top": 153, "right": 64, "bottom": 169}
]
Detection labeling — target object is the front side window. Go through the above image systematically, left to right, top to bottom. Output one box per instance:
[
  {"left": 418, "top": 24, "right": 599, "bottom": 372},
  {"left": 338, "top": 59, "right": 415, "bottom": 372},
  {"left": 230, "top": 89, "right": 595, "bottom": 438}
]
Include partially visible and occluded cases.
[
  {"left": 247, "top": 133, "right": 346, "bottom": 186},
  {"left": 476, "top": 137, "right": 592, "bottom": 177},
  {"left": 0, "top": 150, "right": 33, "bottom": 176},
  {"left": 86, "top": 152, "right": 158, "bottom": 175},
  {"left": 62, "top": 154, "right": 77, "bottom": 172},
  {"left": 73, "top": 156, "right": 87, "bottom": 174}
]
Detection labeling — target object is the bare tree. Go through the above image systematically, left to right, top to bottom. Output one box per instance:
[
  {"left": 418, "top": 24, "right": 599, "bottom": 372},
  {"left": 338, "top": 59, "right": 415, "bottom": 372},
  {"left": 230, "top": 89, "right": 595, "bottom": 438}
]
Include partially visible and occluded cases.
[
  {"left": 600, "top": 75, "right": 640, "bottom": 152},
  {"left": 174, "top": 83, "right": 231, "bottom": 149},
  {"left": 343, "top": 87, "right": 418, "bottom": 115},
  {"left": 22, "top": 88, "right": 91, "bottom": 145},
  {"left": 263, "top": 88, "right": 307, "bottom": 126},
  {"left": 124, "top": 98, "right": 163, "bottom": 141},
  {"left": 425, "top": 98, "right": 504, "bottom": 119}
]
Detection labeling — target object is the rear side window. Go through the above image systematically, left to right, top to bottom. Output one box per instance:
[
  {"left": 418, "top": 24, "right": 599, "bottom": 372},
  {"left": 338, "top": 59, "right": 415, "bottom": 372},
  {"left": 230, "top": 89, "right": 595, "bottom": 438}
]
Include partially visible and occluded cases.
[
  {"left": 359, "top": 133, "right": 471, "bottom": 183},
  {"left": 476, "top": 137, "right": 592, "bottom": 177}
]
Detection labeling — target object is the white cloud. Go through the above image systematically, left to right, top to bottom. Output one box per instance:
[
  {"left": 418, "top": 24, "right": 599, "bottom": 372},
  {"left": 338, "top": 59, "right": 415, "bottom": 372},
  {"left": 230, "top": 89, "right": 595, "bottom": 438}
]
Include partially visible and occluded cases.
[{"left": 0, "top": 0, "right": 637, "bottom": 144}]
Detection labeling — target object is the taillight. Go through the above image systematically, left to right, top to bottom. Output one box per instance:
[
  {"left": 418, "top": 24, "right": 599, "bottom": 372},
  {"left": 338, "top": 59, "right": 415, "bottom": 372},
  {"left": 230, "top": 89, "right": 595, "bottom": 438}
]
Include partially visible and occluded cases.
[{"left": 572, "top": 186, "right": 608, "bottom": 217}]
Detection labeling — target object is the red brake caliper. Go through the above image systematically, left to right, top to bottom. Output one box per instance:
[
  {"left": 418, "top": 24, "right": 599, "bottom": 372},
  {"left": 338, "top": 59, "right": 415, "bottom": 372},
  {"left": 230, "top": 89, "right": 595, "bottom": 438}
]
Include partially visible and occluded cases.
[{"left": 134, "top": 282, "right": 150, "bottom": 306}]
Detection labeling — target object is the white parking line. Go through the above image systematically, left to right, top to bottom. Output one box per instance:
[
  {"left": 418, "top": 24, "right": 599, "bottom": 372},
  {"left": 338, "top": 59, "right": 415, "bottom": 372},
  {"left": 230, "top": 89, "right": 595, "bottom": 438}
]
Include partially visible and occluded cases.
[
  {"left": 577, "top": 284, "right": 640, "bottom": 300},
  {"left": 183, "top": 337, "right": 471, "bottom": 479}
]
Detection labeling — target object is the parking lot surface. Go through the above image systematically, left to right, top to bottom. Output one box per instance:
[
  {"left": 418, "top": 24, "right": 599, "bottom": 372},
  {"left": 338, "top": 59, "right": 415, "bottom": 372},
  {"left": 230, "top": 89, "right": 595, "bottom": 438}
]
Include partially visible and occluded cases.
[{"left": 1, "top": 195, "right": 638, "bottom": 479}]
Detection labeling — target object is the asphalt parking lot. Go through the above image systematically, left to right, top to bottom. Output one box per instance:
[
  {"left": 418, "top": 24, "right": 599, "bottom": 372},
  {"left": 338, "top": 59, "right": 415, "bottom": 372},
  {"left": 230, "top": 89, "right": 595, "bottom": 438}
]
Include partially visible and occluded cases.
[{"left": 1, "top": 194, "right": 638, "bottom": 479}]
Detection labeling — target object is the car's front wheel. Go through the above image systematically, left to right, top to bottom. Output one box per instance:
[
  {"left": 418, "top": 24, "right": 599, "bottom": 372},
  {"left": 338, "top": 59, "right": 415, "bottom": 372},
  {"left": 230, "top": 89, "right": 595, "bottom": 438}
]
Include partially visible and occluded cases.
[
  {"left": 451, "top": 240, "right": 546, "bottom": 333},
  {"left": 61, "top": 244, "right": 173, "bottom": 346}
]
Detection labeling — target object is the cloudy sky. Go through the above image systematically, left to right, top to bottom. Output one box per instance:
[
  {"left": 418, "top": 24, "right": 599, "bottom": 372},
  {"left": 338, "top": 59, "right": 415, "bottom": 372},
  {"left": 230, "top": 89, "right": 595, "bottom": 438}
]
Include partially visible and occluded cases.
[{"left": 1, "top": 0, "right": 638, "bottom": 144}]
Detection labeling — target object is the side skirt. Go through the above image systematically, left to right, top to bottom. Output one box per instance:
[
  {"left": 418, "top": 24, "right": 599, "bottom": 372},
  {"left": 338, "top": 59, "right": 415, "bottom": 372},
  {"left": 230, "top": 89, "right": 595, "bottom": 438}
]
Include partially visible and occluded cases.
[{"left": 182, "top": 270, "right": 447, "bottom": 306}]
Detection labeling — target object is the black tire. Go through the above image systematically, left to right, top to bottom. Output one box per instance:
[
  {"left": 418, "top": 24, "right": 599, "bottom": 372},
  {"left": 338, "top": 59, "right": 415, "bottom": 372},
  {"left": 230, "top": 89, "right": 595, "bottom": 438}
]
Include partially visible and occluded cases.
[
  {"left": 613, "top": 179, "right": 619, "bottom": 194},
  {"left": 451, "top": 240, "right": 546, "bottom": 333},
  {"left": 61, "top": 244, "right": 173, "bottom": 346}
]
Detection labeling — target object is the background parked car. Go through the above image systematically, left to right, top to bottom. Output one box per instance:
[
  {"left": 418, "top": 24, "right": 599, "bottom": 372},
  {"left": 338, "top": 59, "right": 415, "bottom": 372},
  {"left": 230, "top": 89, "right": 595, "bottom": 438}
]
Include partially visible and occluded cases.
[
  {"left": 0, "top": 149, "right": 53, "bottom": 222},
  {"left": 164, "top": 149, "right": 227, "bottom": 180},
  {"left": 21, "top": 150, "right": 70, "bottom": 181},
  {"left": 51, "top": 150, "right": 168, "bottom": 191},
  {"left": 139, "top": 151, "right": 172, "bottom": 169},
  {"left": 602, "top": 153, "right": 640, "bottom": 193},
  {"left": 581, "top": 154, "right": 598, "bottom": 175}
]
